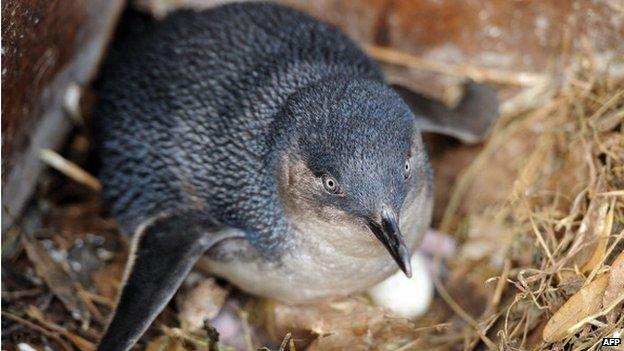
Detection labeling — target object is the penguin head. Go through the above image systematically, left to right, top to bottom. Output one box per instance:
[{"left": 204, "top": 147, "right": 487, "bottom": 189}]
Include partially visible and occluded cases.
[{"left": 276, "top": 79, "right": 431, "bottom": 276}]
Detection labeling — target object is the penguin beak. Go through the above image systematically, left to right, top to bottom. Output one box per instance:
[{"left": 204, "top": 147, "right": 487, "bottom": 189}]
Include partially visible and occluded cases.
[{"left": 366, "top": 208, "right": 412, "bottom": 278}]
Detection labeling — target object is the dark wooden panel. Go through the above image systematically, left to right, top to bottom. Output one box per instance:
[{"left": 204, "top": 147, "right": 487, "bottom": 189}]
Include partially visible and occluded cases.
[{"left": 1, "top": 0, "right": 124, "bottom": 231}]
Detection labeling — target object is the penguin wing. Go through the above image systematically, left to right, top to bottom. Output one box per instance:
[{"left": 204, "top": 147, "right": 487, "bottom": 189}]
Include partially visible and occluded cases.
[
  {"left": 395, "top": 80, "right": 499, "bottom": 143},
  {"left": 97, "top": 210, "right": 243, "bottom": 351}
]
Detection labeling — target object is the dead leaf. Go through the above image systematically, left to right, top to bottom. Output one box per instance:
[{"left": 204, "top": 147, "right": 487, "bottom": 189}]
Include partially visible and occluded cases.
[
  {"left": 568, "top": 196, "right": 609, "bottom": 274},
  {"left": 580, "top": 199, "right": 613, "bottom": 274},
  {"left": 22, "top": 233, "right": 91, "bottom": 326},
  {"left": 603, "top": 250, "right": 624, "bottom": 323},
  {"left": 91, "top": 260, "right": 125, "bottom": 301},
  {"left": 543, "top": 274, "right": 610, "bottom": 342},
  {"left": 176, "top": 277, "right": 228, "bottom": 332},
  {"left": 307, "top": 333, "right": 370, "bottom": 351},
  {"left": 145, "top": 335, "right": 188, "bottom": 351}
]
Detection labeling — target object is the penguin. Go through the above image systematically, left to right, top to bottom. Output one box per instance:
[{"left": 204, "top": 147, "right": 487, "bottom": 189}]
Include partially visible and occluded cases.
[{"left": 94, "top": 3, "right": 498, "bottom": 350}]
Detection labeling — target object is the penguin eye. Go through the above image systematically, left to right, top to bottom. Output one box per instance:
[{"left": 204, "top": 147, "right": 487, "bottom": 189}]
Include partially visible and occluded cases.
[
  {"left": 404, "top": 159, "right": 411, "bottom": 179},
  {"left": 322, "top": 174, "right": 339, "bottom": 194}
]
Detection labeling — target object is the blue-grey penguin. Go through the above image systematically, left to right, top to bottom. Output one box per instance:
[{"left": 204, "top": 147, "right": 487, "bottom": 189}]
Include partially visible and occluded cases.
[{"left": 94, "top": 3, "right": 498, "bottom": 350}]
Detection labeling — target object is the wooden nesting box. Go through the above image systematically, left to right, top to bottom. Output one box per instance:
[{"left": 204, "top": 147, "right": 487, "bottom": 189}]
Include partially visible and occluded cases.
[{"left": 1, "top": 0, "right": 124, "bottom": 232}]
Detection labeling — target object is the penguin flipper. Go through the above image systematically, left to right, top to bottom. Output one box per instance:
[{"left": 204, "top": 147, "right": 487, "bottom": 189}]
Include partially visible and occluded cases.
[
  {"left": 395, "top": 80, "right": 499, "bottom": 143},
  {"left": 97, "top": 211, "right": 238, "bottom": 351}
]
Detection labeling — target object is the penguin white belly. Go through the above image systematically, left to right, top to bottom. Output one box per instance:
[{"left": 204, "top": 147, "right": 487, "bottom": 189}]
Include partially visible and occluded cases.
[
  {"left": 200, "top": 188, "right": 431, "bottom": 303},
  {"left": 201, "top": 230, "right": 401, "bottom": 303}
]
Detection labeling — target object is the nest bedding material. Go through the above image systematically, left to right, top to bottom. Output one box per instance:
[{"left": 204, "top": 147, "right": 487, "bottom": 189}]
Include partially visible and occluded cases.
[{"left": 2, "top": 50, "right": 624, "bottom": 351}]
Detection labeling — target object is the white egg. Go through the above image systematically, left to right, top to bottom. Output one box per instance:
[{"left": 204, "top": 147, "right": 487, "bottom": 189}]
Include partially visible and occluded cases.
[{"left": 368, "top": 252, "right": 434, "bottom": 319}]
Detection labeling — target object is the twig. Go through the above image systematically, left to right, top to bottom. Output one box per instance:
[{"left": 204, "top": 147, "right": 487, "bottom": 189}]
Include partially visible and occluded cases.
[
  {"left": 365, "top": 45, "right": 549, "bottom": 86},
  {"left": 39, "top": 149, "right": 102, "bottom": 192},
  {"left": 596, "top": 190, "right": 624, "bottom": 197},
  {"left": 528, "top": 213, "right": 556, "bottom": 266},
  {"left": 483, "top": 259, "right": 511, "bottom": 318},
  {"left": 26, "top": 305, "right": 95, "bottom": 351},
  {"left": 2, "top": 311, "right": 73, "bottom": 351}
]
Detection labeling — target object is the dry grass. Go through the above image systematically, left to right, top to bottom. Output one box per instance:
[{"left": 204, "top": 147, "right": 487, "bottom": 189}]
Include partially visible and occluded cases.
[{"left": 419, "top": 52, "right": 624, "bottom": 350}]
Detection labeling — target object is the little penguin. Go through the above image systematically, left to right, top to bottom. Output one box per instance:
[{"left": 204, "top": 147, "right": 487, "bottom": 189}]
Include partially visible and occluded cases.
[{"left": 94, "top": 3, "right": 498, "bottom": 350}]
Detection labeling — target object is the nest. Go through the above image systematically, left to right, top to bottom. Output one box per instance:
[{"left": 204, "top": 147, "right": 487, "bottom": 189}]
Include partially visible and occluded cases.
[{"left": 2, "top": 48, "right": 623, "bottom": 350}]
